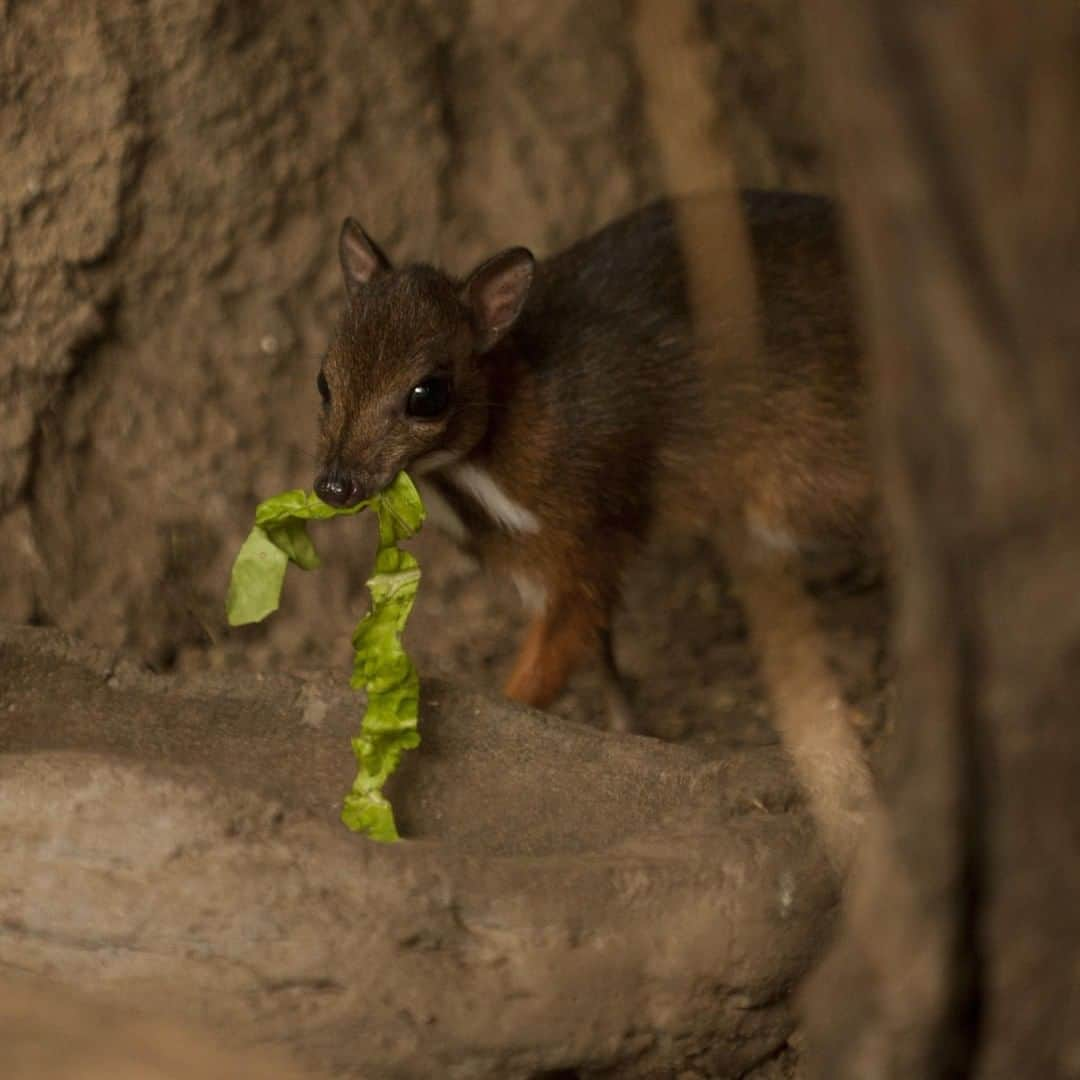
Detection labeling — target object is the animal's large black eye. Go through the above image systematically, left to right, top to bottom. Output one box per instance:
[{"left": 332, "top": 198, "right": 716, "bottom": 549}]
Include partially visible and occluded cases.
[
  {"left": 317, "top": 370, "right": 330, "bottom": 404},
  {"left": 406, "top": 376, "right": 451, "bottom": 419}
]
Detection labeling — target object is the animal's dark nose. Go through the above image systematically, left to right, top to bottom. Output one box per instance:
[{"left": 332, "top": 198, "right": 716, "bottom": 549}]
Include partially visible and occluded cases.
[{"left": 314, "top": 465, "right": 359, "bottom": 508}]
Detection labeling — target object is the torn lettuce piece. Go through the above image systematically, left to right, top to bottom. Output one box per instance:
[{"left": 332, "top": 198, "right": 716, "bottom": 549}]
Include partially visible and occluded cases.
[
  {"left": 225, "top": 472, "right": 425, "bottom": 841},
  {"left": 226, "top": 490, "right": 371, "bottom": 623}
]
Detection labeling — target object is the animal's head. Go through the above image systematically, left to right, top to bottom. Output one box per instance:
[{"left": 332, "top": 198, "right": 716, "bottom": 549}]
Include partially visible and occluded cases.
[{"left": 313, "top": 219, "right": 534, "bottom": 507}]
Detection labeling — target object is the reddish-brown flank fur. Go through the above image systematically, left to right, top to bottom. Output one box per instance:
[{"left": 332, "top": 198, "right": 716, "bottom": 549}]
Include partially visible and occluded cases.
[{"left": 316, "top": 192, "right": 871, "bottom": 728}]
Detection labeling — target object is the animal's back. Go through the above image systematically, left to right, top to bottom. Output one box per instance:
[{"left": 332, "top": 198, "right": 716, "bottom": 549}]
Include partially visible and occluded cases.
[
  {"left": 523, "top": 190, "right": 856, "bottom": 383},
  {"left": 508, "top": 191, "right": 868, "bottom": 546}
]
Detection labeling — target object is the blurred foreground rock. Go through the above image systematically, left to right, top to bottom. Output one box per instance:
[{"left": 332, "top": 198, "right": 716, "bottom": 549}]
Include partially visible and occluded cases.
[
  {"left": 0, "top": 623, "right": 834, "bottom": 1078},
  {"left": 2, "top": 977, "right": 307, "bottom": 1080}
]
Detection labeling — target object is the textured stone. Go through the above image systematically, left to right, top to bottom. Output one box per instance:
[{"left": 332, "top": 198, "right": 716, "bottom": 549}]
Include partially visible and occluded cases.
[{"left": 0, "top": 623, "right": 835, "bottom": 1078}]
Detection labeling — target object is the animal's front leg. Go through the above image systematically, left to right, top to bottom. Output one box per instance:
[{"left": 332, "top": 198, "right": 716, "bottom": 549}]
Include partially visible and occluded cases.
[
  {"left": 504, "top": 592, "right": 603, "bottom": 712},
  {"left": 598, "top": 627, "right": 637, "bottom": 734}
]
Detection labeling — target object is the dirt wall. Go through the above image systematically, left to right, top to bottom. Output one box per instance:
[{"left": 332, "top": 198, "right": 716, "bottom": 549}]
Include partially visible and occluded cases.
[{"left": 2, "top": 0, "right": 825, "bottom": 691}]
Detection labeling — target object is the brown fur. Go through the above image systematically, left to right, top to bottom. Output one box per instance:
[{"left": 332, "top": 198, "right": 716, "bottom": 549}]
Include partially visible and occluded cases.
[{"left": 316, "top": 192, "right": 871, "bottom": 727}]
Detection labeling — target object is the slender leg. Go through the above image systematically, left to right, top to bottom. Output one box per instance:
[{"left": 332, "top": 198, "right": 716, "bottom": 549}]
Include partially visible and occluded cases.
[
  {"left": 505, "top": 592, "right": 603, "bottom": 712},
  {"left": 599, "top": 627, "right": 637, "bottom": 734}
]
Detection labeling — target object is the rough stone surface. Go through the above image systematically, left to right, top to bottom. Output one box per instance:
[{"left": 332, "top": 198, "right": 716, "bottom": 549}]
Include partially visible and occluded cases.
[
  {"left": 0, "top": 623, "right": 835, "bottom": 1078},
  {"left": 2, "top": 977, "right": 308, "bottom": 1079}
]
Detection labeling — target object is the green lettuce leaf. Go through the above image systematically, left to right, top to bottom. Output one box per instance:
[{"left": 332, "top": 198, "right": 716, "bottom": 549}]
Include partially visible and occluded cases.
[{"left": 225, "top": 473, "right": 425, "bottom": 841}]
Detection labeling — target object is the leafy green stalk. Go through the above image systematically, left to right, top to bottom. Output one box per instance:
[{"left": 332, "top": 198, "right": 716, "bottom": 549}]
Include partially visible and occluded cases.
[{"left": 225, "top": 473, "right": 425, "bottom": 841}]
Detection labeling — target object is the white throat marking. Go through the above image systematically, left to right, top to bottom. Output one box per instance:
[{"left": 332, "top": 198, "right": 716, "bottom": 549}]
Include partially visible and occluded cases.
[{"left": 448, "top": 463, "right": 540, "bottom": 534}]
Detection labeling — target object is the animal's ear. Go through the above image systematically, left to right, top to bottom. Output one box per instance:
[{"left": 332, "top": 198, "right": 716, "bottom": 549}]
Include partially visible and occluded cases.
[
  {"left": 339, "top": 218, "right": 391, "bottom": 298},
  {"left": 461, "top": 247, "right": 535, "bottom": 352}
]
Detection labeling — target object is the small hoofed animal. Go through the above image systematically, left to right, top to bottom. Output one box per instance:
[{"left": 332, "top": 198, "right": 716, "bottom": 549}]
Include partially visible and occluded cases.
[{"left": 314, "top": 192, "right": 872, "bottom": 731}]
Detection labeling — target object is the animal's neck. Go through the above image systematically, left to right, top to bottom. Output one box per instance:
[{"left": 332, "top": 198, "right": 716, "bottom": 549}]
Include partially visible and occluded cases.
[
  {"left": 458, "top": 338, "right": 535, "bottom": 472},
  {"left": 421, "top": 346, "right": 544, "bottom": 539},
  {"left": 445, "top": 460, "right": 540, "bottom": 535}
]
